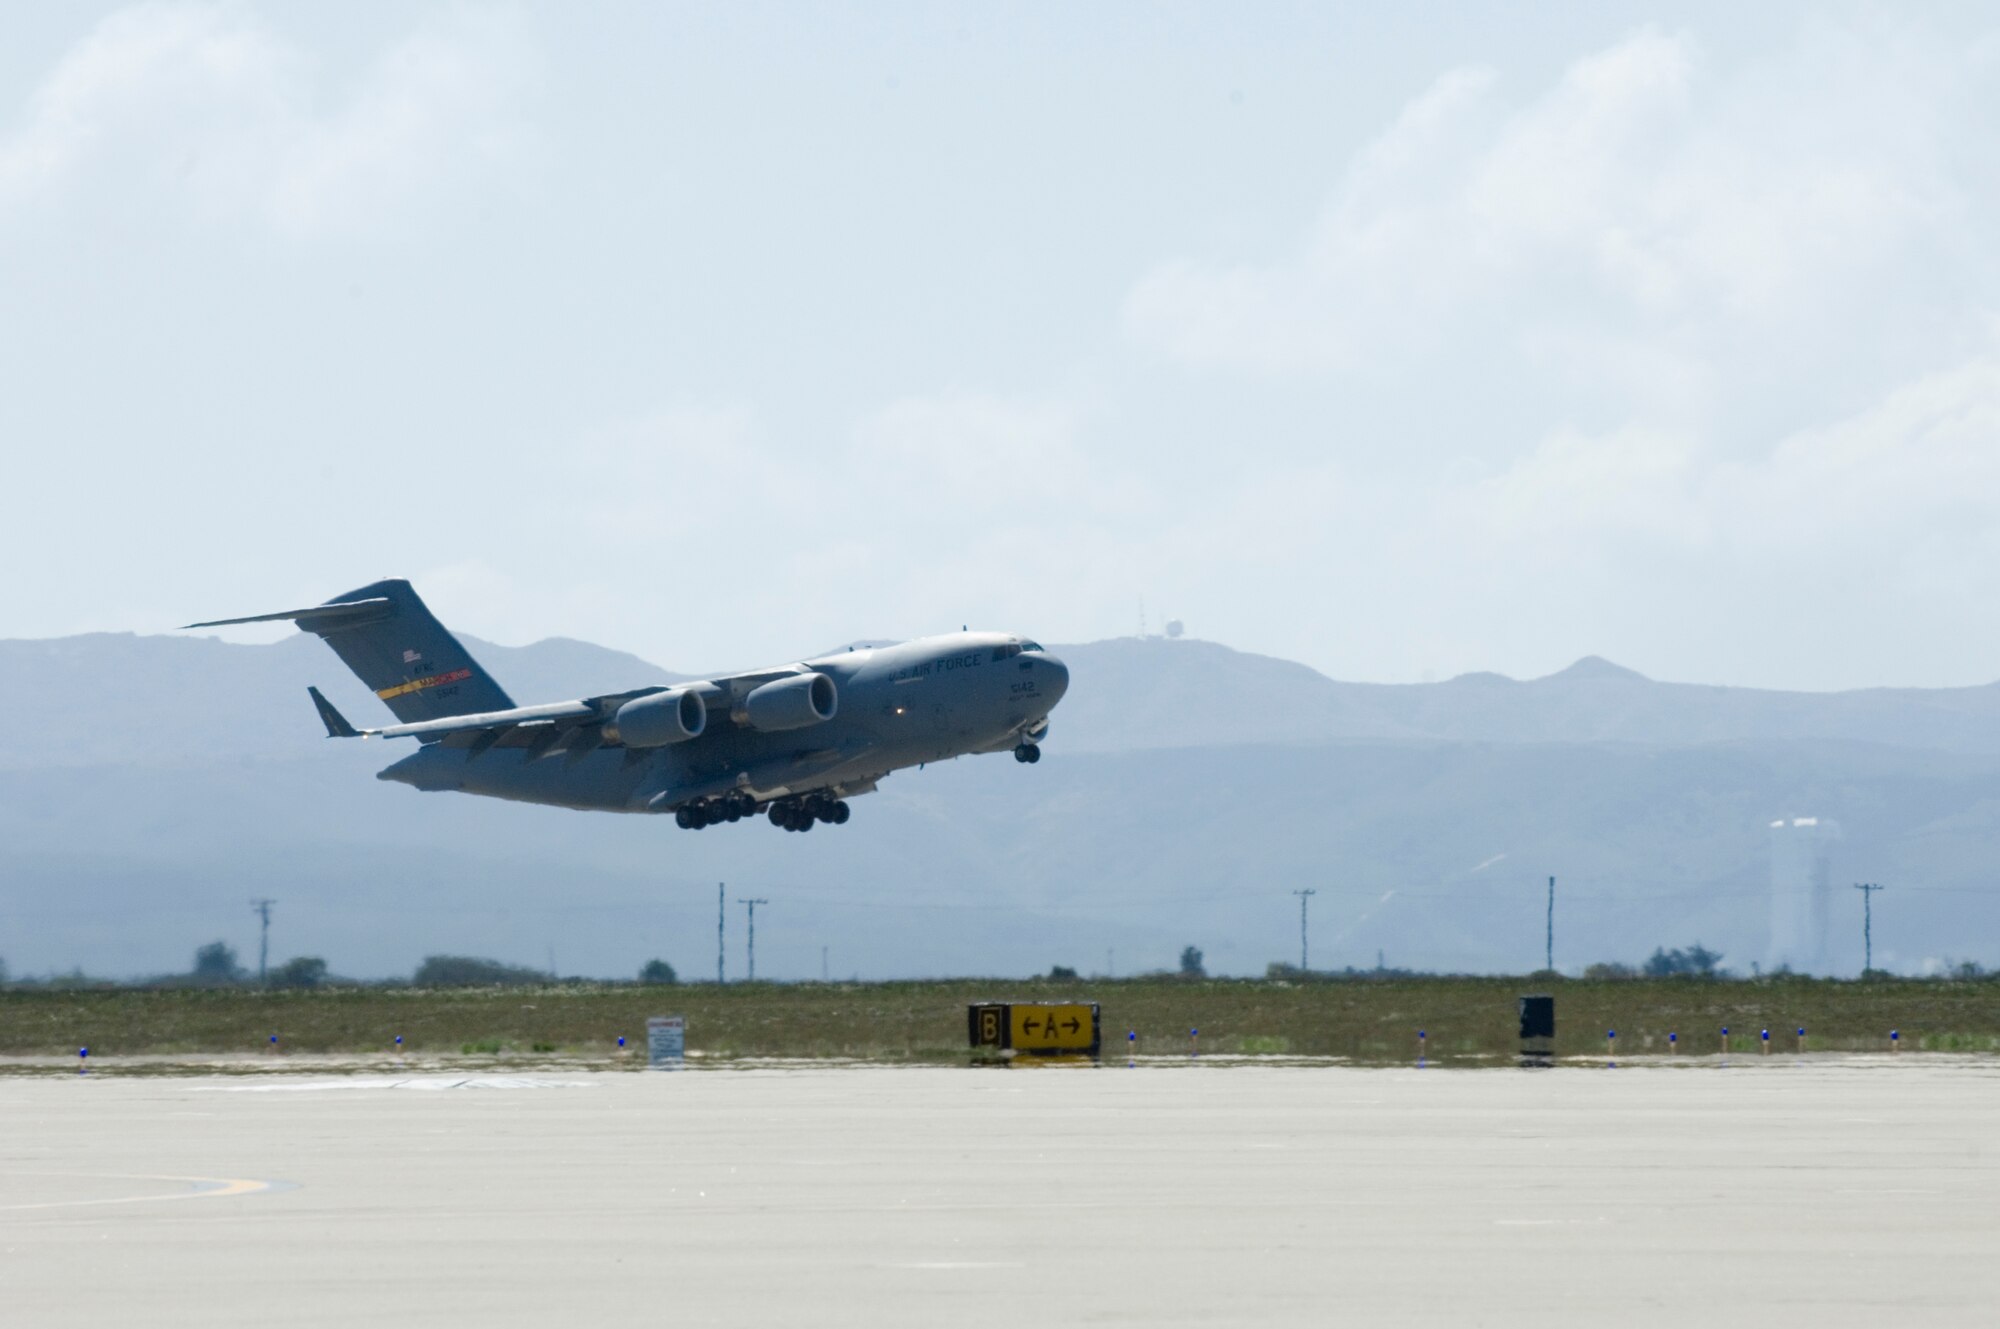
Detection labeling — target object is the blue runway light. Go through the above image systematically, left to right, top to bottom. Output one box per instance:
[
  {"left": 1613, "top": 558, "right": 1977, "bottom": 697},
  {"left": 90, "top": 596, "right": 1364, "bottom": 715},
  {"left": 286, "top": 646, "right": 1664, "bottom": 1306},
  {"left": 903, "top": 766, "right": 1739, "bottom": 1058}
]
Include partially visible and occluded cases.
[
  {"left": 1607, "top": 1030, "right": 1615, "bottom": 1039},
  {"left": 1668, "top": 1032, "right": 1676, "bottom": 1042},
  {"left": 270, "top": 1034, "right": 278, "bottom": 1044},
  {"left": 394, "top": 1035, "right": 403, "bottom": 1045},
  {"left": 618, "top": 1036, "right": 626, "bottom": 1047},
  {"left": 78, "top": 1048, "right": 87, "bottom": 1058}
]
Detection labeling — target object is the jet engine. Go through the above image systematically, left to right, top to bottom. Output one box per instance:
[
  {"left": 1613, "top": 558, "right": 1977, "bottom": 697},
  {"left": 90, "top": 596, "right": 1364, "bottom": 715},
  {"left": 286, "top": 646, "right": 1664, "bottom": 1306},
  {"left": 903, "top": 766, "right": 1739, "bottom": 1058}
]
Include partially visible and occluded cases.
[
  {"left": 743, "top": 672, "right": 838, "bottom": 732},
  {"left": 610, "top": 687, "right": 706, "bottom": 747}
]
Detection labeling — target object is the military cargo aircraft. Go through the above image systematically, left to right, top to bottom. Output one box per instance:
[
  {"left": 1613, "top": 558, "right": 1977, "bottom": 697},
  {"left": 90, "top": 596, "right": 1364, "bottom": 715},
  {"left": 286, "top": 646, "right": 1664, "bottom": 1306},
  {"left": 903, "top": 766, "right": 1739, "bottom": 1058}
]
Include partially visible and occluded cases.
[{"left": 186, "top": 580, "right": 1069, "bottom": 831}]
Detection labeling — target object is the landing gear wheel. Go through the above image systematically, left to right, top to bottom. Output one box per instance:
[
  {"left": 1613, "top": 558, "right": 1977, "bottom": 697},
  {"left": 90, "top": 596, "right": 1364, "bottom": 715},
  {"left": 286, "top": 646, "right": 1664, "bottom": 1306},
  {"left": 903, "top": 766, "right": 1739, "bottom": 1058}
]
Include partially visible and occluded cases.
[
  {"left": 1015, "top": 744, "right": 1041, "bottom": 763},
  {"left": 831, "top": 801, "right": 851, "bottom": 825},
  {"left": 676, "top": 807, "right": 696, "bottom": 829}
]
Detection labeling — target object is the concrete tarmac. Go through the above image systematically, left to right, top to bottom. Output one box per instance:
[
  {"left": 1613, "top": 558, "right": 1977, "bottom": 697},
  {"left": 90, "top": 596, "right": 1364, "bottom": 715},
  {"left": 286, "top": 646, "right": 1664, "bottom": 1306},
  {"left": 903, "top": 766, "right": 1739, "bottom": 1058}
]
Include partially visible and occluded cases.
[{"left": 2, "top": 1060, "right": 1996, "bottom": 1326}]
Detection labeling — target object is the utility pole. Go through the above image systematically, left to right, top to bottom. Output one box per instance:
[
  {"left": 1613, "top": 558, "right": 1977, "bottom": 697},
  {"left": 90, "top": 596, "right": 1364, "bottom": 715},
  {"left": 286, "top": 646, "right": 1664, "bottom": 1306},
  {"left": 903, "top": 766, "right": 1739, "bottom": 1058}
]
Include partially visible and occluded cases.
[
  {"left": 1545, "top": 876, "right": 1555, "bottom": 974},
  {"left": 716, "top": 882, "right": 725, "bottom": 985},
  {"left": 1854, "top": 883, "right": 1885, "bottom": 974},
  {"left": 1292, "top": 889, "right": 1316, "bottom": 972},
  {"left": 250, "top": 898, "right": 276, "bottom": 985},
  {"left": 738, "top": 898, "right": 769, "bottom": 981}
]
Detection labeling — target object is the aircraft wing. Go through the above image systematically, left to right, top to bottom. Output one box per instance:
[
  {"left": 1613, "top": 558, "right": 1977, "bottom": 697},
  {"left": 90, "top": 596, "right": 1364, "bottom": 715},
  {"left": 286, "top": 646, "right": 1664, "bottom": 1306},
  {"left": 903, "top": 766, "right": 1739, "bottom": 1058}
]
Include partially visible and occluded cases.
[
  {"left": 302, "top": 667, "right": 814, "bottom": 745},
  {"left": 305, "top": 691, "right": 614, "bottom": 742},
  {"left": 371, "top": 700, "right": 599, "bottom": 740}
]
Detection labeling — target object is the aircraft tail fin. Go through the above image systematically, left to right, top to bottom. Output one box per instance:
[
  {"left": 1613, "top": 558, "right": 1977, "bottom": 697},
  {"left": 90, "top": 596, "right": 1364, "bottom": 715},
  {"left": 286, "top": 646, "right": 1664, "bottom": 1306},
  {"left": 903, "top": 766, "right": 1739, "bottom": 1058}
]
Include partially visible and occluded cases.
[{"left": 188, "top": 579, "right": 516, "bottom": 724}]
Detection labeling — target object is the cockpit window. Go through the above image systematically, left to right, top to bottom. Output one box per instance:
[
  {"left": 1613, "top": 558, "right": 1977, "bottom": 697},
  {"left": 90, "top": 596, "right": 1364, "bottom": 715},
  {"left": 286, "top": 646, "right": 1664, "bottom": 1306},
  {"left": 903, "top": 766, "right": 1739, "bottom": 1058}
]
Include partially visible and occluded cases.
[
  {"left": 1020, "top": 641, "right": 1044, "bottom": 653},
  {"left": 991, "top": 643, "right": 1023, "bottom": 661}
]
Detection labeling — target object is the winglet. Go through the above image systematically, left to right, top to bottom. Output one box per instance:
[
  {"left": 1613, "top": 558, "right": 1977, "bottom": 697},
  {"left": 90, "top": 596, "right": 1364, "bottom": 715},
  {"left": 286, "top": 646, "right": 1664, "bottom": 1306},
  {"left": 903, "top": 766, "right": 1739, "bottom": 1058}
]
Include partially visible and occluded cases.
[{"left": 308, "top": 686, "right": 361, "bottom": 739}]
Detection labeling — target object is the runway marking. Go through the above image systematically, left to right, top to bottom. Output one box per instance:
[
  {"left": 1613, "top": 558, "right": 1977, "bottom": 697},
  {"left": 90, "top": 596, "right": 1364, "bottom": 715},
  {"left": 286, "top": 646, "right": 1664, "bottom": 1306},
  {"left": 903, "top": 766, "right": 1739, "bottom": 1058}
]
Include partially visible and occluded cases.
[
  {"left": 194, "top": 1076, "right": 591, "bottom": 1092},
  {"left": 0, "top": 1174, "right": 286, "bottom": 1213},
  {"left": 1836, "top": 1189, "right": 1938, "bottom": 1196},
  {"left": 1494, "top": 1217, "right": 1608, "bottom": 1227},
  {"left": 889, "top": 1262, "right": 1025, "bottom": 1270}
]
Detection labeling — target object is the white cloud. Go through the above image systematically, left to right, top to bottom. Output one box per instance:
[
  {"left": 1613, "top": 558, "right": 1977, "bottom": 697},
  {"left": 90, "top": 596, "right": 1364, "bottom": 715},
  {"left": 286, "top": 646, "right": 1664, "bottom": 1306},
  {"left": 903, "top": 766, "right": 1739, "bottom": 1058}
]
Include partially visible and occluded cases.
[
  {"left": 0, "top": 2, "right": 537, "bottom": 236},
  {"left": 269, "top": 10, "right": 537, "bottom": 236},
  {"left": 1101, "top": 18, "right": 2000, "bottom": 685},
  {"left": 1123, "top": 22, "right": 1984, "bottom": 413},
  {"left": 1443, "top": 353, "right": 2000, "bottom": 571},
  {"left": 417, "top": 392, "right": 1161, "bottom": 664},
  {"left": 853, "top": 394, "right": 1088, "bottom": 514},
  {"left": 573, "top": 406, "right": 771, "bottom": 542}
]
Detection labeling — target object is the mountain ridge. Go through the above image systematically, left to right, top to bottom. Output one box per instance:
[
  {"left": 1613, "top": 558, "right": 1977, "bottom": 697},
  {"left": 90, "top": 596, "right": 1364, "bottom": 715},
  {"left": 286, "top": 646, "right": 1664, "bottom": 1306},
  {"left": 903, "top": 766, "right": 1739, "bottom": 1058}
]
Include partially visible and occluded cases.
[{"left": 3, "top": 628, "right": 1998, "bottom": 982}]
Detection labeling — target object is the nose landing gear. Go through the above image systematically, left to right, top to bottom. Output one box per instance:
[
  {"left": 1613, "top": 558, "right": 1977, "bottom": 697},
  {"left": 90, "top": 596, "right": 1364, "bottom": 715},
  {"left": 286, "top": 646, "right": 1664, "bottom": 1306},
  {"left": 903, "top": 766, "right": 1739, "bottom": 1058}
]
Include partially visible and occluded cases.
[{"left": 1013, "top": 743, "right": 1041, "bottom": 763}]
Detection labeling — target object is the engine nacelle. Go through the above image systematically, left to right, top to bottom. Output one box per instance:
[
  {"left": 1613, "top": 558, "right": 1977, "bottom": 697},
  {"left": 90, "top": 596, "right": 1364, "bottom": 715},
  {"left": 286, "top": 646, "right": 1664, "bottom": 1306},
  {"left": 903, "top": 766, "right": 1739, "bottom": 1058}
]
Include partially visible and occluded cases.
[
  {"left": 743, "top": 672, "right": 837, "bottom": 732},
  {"left": 611, "top": 687, "right": 706, "bottom": 748}
]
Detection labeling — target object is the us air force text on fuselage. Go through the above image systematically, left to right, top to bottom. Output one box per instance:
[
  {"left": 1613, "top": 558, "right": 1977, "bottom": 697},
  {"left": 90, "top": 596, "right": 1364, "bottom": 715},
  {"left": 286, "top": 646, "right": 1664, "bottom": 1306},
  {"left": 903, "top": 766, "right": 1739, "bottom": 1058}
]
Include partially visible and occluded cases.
[{"left": 185, "top": 580, "right": 1069, "bottom": 833}]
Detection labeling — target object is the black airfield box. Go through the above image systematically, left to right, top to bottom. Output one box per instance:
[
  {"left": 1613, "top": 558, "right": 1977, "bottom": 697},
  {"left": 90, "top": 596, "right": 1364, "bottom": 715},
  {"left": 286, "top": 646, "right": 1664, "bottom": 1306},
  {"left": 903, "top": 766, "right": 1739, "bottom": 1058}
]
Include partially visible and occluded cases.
[
  {"left": 1518, "top": 994, "right": 1555, "bottom": 1039},
  {"left": 1519, "top": 994, "right": 1555, "bottom": 1062},
  {"left": 968, "top": 1002, "right": 1102, "bottom": 1058}
]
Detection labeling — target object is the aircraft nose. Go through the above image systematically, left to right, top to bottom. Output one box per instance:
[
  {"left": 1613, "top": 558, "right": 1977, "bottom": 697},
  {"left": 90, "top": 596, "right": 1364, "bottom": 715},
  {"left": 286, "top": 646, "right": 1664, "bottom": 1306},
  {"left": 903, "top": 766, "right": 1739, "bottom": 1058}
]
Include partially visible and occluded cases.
[{"left": 1036, "top": 652, "right": 1069, "bottom": 704}]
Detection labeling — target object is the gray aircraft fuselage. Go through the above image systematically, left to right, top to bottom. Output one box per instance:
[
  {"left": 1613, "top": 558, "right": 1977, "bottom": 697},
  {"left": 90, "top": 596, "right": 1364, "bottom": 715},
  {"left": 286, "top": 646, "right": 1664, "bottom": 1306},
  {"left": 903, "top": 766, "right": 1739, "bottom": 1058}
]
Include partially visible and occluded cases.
[
  {"left": 186, "top": 579, "right": 1069, "bottom": 830},
  {"left": 381, "top": 632, "right": 1070, "bottom": 814}
]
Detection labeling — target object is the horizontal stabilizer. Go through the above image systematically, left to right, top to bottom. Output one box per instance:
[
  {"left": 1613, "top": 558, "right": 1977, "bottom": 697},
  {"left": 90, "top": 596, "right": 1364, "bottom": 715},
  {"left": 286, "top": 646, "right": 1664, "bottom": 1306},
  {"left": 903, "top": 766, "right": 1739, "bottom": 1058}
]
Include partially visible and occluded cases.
[
  {"left": 184, "top": 597, "right": 392, "bottom": 632},
  {"left": 307, "top": 686, "right": 360, "bottom": 739}
]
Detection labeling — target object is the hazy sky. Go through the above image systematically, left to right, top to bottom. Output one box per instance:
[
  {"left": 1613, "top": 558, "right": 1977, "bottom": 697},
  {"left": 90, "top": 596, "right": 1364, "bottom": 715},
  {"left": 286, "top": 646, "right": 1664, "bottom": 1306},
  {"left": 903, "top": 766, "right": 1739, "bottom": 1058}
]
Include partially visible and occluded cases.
[{"left": 5, "top": 2, "right": 1999, "bottom": 690}]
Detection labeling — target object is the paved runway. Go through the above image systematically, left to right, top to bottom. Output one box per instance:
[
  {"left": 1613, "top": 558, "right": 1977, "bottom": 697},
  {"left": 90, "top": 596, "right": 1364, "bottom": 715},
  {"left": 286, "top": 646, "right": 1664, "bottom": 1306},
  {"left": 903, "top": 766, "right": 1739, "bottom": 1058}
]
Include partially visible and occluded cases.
[{"left": 2, "top": 1060, "right": 1996, "bottom": 1326}]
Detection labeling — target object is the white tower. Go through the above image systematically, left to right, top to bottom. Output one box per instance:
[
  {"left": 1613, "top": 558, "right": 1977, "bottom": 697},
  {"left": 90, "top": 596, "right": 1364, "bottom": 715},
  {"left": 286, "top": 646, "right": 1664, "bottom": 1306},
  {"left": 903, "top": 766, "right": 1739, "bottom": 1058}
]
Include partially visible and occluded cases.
[{"left": 1767, "top": 817, "right": 1841, "bottom": 974}]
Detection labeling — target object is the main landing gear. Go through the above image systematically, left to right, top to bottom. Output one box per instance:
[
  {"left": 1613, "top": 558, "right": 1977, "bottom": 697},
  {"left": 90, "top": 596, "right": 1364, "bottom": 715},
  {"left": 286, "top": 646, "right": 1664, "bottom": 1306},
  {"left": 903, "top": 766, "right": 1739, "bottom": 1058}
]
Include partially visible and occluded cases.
[
  {"left": 1013, "top": 743, "right": 1041, "bottom": 763},
  {"left": 674, "top": 791, "right": 756, "bottom": 829},
  {"left": 673, "top": 792, "right": 853, "bottom": 831},
  {"left": 768, "top": 794, "right": 850, "bottom": 833}
]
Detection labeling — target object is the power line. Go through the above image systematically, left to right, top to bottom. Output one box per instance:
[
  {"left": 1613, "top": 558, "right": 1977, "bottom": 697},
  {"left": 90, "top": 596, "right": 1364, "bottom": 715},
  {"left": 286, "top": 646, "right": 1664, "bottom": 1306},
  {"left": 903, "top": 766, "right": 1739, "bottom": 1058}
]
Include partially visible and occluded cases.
[
  {"left": 1545, "top": 876, "right": 1555, "bottom": 973},
  {"left": 1854, "top": 882, "right": 1885, "bottom": 973},
  {"left": 1292, "top": 889, "right": 1316, "bottom": 971},
  {"left": 250, "top": 898, "right": 276, "bottom": 985},
  {"left": 737, "top": 898, "right": 769, "bottom": 981}
]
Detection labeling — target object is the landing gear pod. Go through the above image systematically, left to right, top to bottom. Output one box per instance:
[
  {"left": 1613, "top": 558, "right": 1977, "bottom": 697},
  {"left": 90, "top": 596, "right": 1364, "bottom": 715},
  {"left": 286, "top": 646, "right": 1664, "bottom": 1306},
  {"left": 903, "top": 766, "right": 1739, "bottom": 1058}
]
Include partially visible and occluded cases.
[
  {"left": 743, "top": 673, "right": 838, "bottom": 732},
  {"left": 611, "top": 688, "right": 707, "bottom": 747}
]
